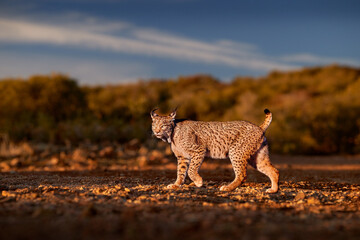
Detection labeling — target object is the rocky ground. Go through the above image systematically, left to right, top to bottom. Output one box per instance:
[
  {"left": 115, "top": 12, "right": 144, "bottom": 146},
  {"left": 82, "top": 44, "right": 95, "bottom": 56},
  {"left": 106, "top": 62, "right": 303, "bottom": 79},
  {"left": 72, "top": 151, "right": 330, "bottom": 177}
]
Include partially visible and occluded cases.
[{"left": 0, "top": 142, "right": 359, "bottom": 240}]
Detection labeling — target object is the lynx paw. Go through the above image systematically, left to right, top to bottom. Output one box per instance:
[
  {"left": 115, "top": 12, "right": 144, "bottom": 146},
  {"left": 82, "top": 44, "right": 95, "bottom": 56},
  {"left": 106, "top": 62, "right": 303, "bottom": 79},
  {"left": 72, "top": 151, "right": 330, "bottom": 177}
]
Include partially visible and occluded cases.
[
  {"left": 193, "top": 178, "right": 203, "bottom": 187},
  {"left": 166, "top": 184, "right": 180, "bottom": 190},
  {"left": 220, "top": 185, "right": 231, "bottom": 191},
  {"left": 265, "top": 188, "right": 278, "bottom": 194}
]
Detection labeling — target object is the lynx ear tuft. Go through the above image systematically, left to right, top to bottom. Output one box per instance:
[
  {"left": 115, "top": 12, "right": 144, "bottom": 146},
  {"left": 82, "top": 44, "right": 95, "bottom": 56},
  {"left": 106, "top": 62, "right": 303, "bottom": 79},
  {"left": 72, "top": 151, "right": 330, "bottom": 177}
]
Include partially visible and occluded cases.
[
  {"left": 150, "top": 108, "right": 159, "bottom": 118},
  {"left": 169, "top": 108, "right": 177, "bottom": 119}
]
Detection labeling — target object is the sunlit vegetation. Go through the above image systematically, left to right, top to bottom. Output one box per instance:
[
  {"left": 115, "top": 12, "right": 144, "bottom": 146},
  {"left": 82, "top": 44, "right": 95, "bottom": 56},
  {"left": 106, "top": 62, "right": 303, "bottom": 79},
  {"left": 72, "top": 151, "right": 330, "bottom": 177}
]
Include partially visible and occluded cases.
[{"left": 0, "top": 65, "right": 359, "bottom": 154}]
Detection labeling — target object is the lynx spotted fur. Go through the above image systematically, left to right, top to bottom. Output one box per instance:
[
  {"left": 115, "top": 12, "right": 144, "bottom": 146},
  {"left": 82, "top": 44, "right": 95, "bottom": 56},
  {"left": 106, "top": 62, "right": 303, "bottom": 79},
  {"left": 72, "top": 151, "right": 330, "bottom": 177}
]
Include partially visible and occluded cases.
[{"left": 151, "top": 108, "right": 279, "bottom": 193}]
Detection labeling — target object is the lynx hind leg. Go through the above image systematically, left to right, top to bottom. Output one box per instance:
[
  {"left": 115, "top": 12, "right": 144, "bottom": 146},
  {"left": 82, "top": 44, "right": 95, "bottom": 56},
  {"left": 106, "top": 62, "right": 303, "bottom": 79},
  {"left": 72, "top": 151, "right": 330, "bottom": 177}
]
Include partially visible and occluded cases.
[
  {"left": 249, "top": 144, "right": 279, "bottom": 193},
  {"left": 220, "top": 145, "right": 249, "bottom": 192}
]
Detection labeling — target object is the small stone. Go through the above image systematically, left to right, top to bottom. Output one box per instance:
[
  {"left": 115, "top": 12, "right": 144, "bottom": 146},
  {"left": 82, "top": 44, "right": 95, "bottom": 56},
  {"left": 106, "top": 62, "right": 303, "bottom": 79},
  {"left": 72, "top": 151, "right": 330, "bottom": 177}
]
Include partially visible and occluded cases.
[
  {"left": 1, "top": 190, "right": 16, "bottom": 198},
  {"left": 294, "top": 191, "right": 306, "bottom": 201},
  {"left": 29, "top": 192, "right": 38, "bottom": 199},
  {"left": 137, "top": 195, "right": 147, "bottom": 201},
  {"left": 307, "top": 197, "right": 321, "bottom": 205},
  {"left": 202, "top": 202, "right": 214, "bottom": 206}
]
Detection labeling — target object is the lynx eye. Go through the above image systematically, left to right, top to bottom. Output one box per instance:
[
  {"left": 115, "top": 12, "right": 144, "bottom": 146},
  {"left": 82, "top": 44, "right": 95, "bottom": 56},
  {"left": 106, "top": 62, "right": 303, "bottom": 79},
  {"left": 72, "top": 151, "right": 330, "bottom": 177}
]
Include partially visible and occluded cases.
[{"left": 161, "top": 125, "right": 168, "bottom": 129}]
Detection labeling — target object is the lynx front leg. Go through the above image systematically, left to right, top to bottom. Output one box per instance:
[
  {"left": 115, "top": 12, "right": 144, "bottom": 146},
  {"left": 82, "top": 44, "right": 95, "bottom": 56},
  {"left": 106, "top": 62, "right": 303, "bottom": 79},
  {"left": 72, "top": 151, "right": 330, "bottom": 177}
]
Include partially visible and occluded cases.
[
  {"left": 188, "top": 154, "right": 205, "bottom": 187},
  {"left": 166, "top": 156, "right": 190, "bottom": 189}
]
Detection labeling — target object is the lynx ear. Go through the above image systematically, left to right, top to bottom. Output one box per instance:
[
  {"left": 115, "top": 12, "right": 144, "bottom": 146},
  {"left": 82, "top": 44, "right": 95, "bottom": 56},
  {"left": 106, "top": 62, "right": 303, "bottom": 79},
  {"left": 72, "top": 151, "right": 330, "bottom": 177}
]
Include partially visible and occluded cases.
[
  {"left": 150, "top": 108, "right": 159, "bottom": 119},
  {"left": 169, "top": 108, "right": 177, "bottom": 119}
]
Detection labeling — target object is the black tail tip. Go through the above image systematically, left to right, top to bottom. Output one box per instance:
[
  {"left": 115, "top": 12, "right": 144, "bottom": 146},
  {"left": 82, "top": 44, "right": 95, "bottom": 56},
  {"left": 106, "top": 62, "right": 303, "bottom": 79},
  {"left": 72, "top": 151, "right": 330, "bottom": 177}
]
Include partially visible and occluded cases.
[{"left": 264, "top": 109, "right": 270, "bottom": 114}]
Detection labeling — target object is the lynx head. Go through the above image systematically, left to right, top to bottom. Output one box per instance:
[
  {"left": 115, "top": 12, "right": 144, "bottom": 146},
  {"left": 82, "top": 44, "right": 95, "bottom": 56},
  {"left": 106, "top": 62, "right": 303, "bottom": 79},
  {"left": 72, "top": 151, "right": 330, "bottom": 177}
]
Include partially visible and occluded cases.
[{"left": 150, "top": 108, "right": 176, "bottom": 143}]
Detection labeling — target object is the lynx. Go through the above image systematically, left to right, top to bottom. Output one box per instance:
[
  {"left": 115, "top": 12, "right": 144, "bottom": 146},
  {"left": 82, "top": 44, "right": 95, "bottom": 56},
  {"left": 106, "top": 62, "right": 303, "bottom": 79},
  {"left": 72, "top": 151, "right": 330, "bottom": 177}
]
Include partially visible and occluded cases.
[{"left": 150, "top": 108, "right": 279, "bottom": 193}]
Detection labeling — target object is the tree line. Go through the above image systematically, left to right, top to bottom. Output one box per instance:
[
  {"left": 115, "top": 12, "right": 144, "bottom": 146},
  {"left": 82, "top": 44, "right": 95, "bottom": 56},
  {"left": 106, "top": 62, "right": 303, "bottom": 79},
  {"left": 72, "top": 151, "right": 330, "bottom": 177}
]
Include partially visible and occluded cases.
[{"left": 0, "top": 65, "right": 359, "bottom": 154}]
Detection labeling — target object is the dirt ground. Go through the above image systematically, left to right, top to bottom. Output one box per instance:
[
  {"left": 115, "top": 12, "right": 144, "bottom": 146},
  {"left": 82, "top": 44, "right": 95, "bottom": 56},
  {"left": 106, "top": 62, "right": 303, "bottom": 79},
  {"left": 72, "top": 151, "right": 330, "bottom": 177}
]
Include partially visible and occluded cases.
[{"left": 0, "top": 155, "right": 359, "bottom": 240}]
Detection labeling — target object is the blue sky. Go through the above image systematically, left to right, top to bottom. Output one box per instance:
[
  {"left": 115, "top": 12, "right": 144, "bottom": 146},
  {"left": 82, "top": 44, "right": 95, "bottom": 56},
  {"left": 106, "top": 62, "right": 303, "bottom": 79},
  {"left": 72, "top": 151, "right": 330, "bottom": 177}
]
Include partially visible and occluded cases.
[{"left": 0, "top": 0, "right": 359, "bottom": 85}]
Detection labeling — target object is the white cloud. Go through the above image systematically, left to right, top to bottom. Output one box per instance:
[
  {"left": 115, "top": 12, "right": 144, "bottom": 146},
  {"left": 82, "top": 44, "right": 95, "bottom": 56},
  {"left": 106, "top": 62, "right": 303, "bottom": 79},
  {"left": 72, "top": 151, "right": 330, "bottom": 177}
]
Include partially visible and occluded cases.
[
  {"left": 0, "top": 15, "right": 358, "bottom": 82},
  {"left": 0, "top": 17, "right": 297, "bottom": 72},
  {"left": 133, "top": 29, "right": 256, "bottom": 56}
]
